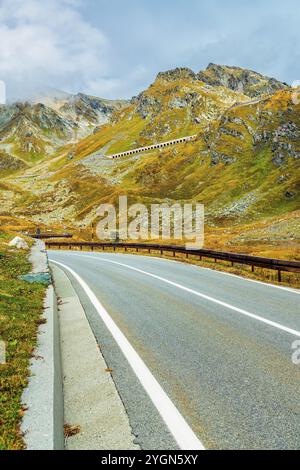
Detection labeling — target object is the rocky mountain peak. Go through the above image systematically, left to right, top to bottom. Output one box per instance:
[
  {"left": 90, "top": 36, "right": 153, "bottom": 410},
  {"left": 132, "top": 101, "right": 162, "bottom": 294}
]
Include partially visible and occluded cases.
[
  {"left": 198, "top": 63, "right": 289, "bottom": 98},
  {"left": 155, "top": 67, "right": 197, "bottom": 83}
]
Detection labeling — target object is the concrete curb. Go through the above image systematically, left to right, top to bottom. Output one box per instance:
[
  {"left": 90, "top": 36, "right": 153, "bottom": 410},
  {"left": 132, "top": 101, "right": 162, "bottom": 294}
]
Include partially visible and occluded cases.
[
  {"left": 21, "top": 242, "right": 64, "bottom": 450},
  {"left": 51, "top": 263, "right": 140, "bottom": 450}
]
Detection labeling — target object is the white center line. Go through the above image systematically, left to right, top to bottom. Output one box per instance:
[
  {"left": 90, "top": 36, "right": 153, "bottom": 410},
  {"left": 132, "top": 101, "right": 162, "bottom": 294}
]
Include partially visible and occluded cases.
[
  {"left": 69, "top": 253, "right": 300, "bottom": 339},
  {"left": 50, "top": 259, "right": 205, "bottom": 451}
]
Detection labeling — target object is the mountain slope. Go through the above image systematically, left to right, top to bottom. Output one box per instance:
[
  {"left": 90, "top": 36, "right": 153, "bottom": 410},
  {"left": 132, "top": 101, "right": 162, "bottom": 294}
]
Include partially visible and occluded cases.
[
  {"left": 0, "top": 64, "right": 299, "bottom": 258},
  {"left": 59, "top": 67, "right": 251, "bottom": 160}
]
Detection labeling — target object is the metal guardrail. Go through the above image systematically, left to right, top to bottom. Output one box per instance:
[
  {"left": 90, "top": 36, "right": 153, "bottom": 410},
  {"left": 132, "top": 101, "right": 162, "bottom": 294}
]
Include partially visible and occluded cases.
[
  {"left": 31, "top": 233, "right": 73, "bottom": 240},
  {"left": 45, "top": 241, "right": 300, "bottom": 283}
]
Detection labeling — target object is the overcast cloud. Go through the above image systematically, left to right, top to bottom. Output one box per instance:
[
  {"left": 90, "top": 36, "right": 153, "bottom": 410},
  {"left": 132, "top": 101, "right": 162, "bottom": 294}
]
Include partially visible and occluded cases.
[{"left": 0, "top": 0, "right": 299, "bottom": 101}]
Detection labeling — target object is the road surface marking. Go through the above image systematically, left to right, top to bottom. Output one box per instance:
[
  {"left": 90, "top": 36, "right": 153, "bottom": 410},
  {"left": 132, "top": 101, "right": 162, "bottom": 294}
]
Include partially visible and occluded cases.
[
  {"left": 70, "top": 254, "right": 300, "bottom": 339},
  {"left": 146, "top": 255, "right": 300, "bottom": 295},
  {"left": 50, "top": 259, "right": 205, "bottom": 451}
]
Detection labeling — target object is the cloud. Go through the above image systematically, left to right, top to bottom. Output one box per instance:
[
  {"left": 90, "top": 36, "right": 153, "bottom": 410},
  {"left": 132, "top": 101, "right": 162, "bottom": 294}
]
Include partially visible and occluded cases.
[
  {"left": 0, "top": 0, "right": 110, "bottom": 100},
  {"left": 0, "top": 0, "right": 299, "bottom": 101},
  {"left": 84, "top": 0, "right": 300, "bottom": 97},
  {"left": 85, "top": 65, "right": 149, "bottom": 100}
]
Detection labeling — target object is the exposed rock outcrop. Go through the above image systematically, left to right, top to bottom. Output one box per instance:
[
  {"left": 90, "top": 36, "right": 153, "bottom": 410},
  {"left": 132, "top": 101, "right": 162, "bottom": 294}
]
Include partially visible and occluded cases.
[
  {"left": 198, "top": 63, "right": 289, "bottom": 98},
  {"left": 156, "top": 67, "right": 197, "bottom": 83},
  {"left": 0, "top": 150, "right": 27, "bottom": 171}
]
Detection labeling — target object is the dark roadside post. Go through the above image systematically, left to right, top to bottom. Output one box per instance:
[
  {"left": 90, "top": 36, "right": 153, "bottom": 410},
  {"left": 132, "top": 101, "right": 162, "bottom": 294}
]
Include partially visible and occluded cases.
[{"left": 91, "top": 222, "right": 95, "bottom": 242}]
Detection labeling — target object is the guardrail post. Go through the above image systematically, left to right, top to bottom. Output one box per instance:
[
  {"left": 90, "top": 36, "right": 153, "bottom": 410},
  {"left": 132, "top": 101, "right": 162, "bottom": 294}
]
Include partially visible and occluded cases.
[{"left": 42, "top": 242, "right": 300, "bottom": 283}]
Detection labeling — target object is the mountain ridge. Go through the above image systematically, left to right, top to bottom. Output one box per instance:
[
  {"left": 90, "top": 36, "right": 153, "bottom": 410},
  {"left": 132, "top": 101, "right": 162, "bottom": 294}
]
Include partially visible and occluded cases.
[
  {"left": 0, "top": 63, "right": 299, "bottom": 259},
  {"left": 154, "top": 63, "right": 289, "bottom": 98},
  {"left": 198, "top": 63, "right": 289, "bottom": 97}
]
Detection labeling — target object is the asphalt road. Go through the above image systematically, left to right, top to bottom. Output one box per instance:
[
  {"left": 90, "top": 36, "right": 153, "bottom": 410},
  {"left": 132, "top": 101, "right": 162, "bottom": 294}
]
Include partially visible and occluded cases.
[{"left": 49, "top": 250, "right": 300, "bottom": 450}]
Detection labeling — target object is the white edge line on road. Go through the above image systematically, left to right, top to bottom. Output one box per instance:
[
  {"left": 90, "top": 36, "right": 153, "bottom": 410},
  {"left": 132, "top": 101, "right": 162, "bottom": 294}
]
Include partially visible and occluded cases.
[
  {"left": 50, "top": 249, "right": 300, "bottom": 295},
  {"left": 69, "top": 253, "right": 300, "bottom": 339},
  {"left": 119, "top": 253, "right": 300, "bottom": 295},
  {"left": 146, "top": 255, "right": 300, "bottom": 295},
  {"left": 50, "top": 259, "right": 205, "bottom": 451}
]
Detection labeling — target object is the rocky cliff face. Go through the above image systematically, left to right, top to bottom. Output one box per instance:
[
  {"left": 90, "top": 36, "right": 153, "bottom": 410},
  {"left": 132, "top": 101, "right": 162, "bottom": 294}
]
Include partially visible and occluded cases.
[
  {"left": 129, "top": 63, "right": 289, "bottom": 141},
  {"left": 151, "top": 63, "right": 289, "bottom": 98},
  {"left": 198, "top": 63, "right": 289, "bottom": 98},
  {"left": 129, "top": 66, "right": 250, "bottom": 142},
  {"left": 155, "top": 67, "right": 198, "bottom": 83},
  {"left": 202, "top": 89, "right": 299, "bottom": 170},
  {"left": 0, "top": 150, "right": 27, "bottom": 172}
]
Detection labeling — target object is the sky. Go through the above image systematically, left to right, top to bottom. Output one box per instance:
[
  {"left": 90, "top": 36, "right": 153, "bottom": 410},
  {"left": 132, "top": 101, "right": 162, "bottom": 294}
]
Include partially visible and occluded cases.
[{"left": 0, "top": 0, "right": 299, "bottom": 101}]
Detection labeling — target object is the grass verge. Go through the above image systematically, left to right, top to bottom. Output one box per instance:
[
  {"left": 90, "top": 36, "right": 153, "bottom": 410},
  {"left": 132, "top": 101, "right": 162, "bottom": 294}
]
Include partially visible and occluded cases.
[{"left": 0, "top": 232, "right": 46, "bottom": 450}]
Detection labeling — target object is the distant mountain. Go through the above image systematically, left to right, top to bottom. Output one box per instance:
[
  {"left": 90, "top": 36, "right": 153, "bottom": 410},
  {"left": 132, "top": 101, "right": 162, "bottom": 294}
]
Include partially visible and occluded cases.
[
  {"left": 30, "top": 88, "right": 72, "bottom": 104},
  {"left": 34, "top": 91, "right": 128, "bottom": 126},
  {"left": 0, "top": 92, "right": 128, "bottom": 163},
  {"left": 0, "top": 101, "right": 78, "bottom": 163}
]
